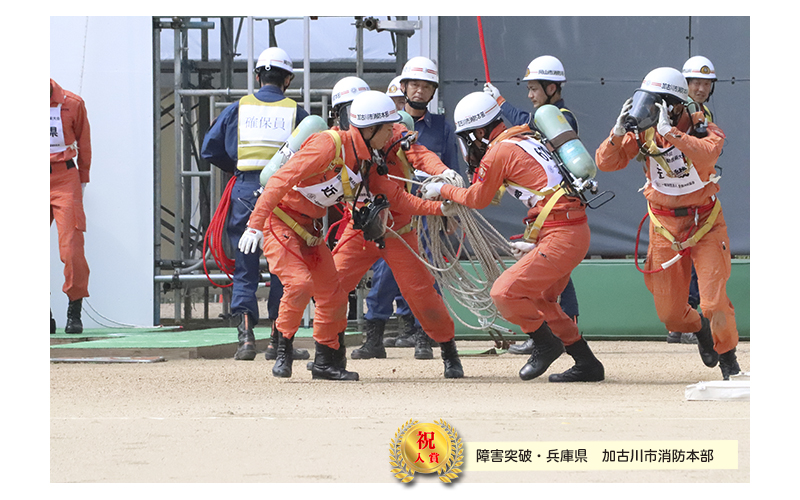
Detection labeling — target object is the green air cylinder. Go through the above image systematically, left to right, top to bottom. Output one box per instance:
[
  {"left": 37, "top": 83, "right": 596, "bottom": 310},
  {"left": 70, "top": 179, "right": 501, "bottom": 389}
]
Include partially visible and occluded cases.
[
  {"left": 533, "top": 104, "right": 597, "bottom": 180},
  {"left": 260, "top": 114, "right": 328, "bottom": 186}
]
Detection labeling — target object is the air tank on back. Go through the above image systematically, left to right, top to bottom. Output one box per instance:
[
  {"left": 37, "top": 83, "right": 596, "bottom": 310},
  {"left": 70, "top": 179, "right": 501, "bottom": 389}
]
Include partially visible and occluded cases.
[
  {"left": 532, "top": 104, "right": 597, "bottom": 181},
  {"left": 260, "top": 114, "right": 328, "bottom": 186}
]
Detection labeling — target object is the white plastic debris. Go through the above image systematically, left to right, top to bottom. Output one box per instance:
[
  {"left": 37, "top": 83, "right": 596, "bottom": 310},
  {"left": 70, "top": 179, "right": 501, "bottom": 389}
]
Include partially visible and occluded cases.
[{"left": 685, "top": 372, "right": 750, "bottom": 401}]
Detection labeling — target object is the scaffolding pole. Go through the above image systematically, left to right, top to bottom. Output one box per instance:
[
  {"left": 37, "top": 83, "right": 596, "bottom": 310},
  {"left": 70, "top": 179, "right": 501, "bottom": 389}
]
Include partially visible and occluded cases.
[{"left": 154, "top": 16, "right": 396, "bottom": 326}]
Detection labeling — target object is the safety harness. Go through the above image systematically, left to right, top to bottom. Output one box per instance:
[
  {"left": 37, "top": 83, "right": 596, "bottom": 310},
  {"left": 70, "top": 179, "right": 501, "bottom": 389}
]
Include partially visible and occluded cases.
[
  {"left": 634, "top": 126, "right": 723, "bottom": 272},
  {"left": 270, "top": 129, "right": 351, "bottom": 247},
  {"left": 501, "top": 132, "right": 587, "bottom": 245},
  {"left": 647, "top": 197, "right": 721, "bottom": 253}
]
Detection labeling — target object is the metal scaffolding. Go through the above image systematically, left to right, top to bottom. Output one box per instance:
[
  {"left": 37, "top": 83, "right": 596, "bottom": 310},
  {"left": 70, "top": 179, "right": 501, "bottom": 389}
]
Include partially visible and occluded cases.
[{"left": 152, "top": 16, "right": 418, "bottom": 326}]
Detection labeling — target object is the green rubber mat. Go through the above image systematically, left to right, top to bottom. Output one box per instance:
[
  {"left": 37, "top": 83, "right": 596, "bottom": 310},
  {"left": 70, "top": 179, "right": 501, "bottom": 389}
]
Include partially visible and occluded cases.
[
  {"left": 50, "top": 327, "right": 361, "bottom": 361},
  {"left": 51, "top": 327, "right": 284, "bottom": 349}
]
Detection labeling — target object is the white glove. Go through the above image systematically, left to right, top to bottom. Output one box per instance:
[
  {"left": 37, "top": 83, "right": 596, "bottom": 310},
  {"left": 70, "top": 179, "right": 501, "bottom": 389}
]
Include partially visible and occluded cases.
[
  {"left": 484, "top": 82, "right": 502, "bottom": 101},
  {"left": 613, "top": 98, "right": 633, "bottom": 136},
  {"left": 655, "top": 101, "right": 673, "bottom": 136},
  {"left": 441, "top": 169, "right": 461, "bottom": 184},
  {"left": 421, "top": 181, "right": 445, "bottom": 200},
  {"left": 81, "top": 183, "right": 87, "bottom": 197},
  {"left": 441, "top": 200, "right": 460, "bottom": 217},
  {"left": 238, "top": 227, "right": 263, "bottom": 254},
  {"left": 509, "top": 241, "right": 536, "bottom": 259}
]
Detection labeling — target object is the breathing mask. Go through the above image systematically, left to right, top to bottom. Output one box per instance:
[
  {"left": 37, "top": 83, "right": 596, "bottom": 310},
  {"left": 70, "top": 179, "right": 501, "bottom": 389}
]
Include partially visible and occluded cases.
[
  {"left": 625, "top": 90, "right": 660, "bottom": 132},
  {"left": 331, "top": 103, "right": 351, "bottom": 130},
  {"left": 457, "top": 131, "right": 489, "bottom": 177},
  {"left": 352, "top": 193, "right": 391, "bottom": 248}
]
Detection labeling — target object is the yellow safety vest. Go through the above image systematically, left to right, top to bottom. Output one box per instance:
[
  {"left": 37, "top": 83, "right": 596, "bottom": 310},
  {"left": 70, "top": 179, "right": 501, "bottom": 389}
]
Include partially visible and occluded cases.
[{"left": 236, "top": 95, "right": 297, "bottom": 171}]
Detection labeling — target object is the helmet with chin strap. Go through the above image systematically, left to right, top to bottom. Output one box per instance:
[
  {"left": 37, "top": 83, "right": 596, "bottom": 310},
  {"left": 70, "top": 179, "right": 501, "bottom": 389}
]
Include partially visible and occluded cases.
[
  {"left": 523, "top": 55, "right": 566, "bottom": 83},
  {"left": 682, "top": 55, "right": 717, "bottom": 81},
  {"left": 399, "top": 56, "right": 439, "bottom": 111},
  {"left": 400, "top": 56, "right": 439, "bottom": 86},
  {"left": 639, "top": 67, "right": 689, "bottom": 104},
  {"left": 331, "top": 76, "right": 371, "bottom": 130},
  {"left": 349, "top": 91, "right": 402, "bottom": 129},
  {"left": 453, "top": 92, "right": 502, "bottom": 134}
]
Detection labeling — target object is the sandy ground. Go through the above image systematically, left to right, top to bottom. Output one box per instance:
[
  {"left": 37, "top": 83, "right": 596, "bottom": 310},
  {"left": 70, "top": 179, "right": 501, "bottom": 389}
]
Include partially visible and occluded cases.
[{"left": 50, "top": 339, "right": 751, "bottom": 488}]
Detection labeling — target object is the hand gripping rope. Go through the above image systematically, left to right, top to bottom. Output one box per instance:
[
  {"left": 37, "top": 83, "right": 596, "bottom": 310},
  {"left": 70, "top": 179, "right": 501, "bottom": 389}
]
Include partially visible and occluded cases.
[{"left": 385, "top": 173, "right": 517, "bottom": 337}]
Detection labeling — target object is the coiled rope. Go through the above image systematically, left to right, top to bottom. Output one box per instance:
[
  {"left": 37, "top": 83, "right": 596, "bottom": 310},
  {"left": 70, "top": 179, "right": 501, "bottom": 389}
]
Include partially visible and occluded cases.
[{"left": 387, "top": 174, "right": 516, "bottom": 333}]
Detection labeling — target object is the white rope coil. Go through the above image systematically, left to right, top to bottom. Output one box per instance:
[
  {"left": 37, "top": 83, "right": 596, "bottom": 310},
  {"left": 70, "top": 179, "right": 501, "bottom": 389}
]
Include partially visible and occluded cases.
[{"left": 386, "top": 174, "right": 516, "bottom": 333}]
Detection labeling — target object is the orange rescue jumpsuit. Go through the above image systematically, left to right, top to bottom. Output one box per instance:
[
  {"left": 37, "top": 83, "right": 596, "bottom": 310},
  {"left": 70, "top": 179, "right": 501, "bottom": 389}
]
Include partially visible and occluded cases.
[
  {"left": 50, "top": 79, "right": 91, "bottom": 301},
  {"left": 595, "top": 111, "right": 737, "bottom": 355},
  {"left": 333, "top": 124, "right": 454, "bottom": 343},
  {"left": 247, "top": 127, "right": 440, "bottom": 349},
  {"left": 440, "top": 129, "right": 589, "bottom": 346}
]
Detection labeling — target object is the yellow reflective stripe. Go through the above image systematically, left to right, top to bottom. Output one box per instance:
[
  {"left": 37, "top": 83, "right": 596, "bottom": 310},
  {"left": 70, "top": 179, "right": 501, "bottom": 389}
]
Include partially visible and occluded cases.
[
  {"left": 522, "top": 186, "right": 566, "bottom": 244},
  {"left": 272, "top": 207, "right": 325, "bottom": 247}
]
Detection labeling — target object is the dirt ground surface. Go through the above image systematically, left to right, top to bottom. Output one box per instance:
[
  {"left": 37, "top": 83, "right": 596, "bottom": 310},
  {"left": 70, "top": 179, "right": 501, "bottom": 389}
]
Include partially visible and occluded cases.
[{"left": 49, "top": 339, "right": 753, "bottom": 490}]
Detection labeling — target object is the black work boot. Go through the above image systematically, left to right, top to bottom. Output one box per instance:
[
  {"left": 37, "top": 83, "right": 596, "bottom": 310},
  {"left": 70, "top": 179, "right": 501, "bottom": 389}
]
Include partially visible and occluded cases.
[
  {"left": 64, "top": 299, "right": 83, "bottom": 334},
  {"left": 51, "top": 309, "right": 56, "bottom": 334},
  {"left": 234, "top": 312, "right": 257, "bottom": 361},
  {"left": 393, "top": 314, "right": 418, "bottom": 348},
  {"left": 694, "top": 315, "right": 719, "bottom": 368},
  {"left": 351, "top": 319, "right": 387, "bottom": 359},
  {"left": 265, "top": 322, "right": 310, "bottom": 360},
  {"left": 519, "top": 322, "right": 565, "bottom": 381},
  {"left": 264, "top": 323, "right": 279, "bottom": 360},
  {"left": 414, "top": 329, "right": 434, "bottom": 360},
  {"left": 308, "top": 330, "right": 345, "bottom": 372},
  {"left": 335, "top": 331, "right": 348, "bottom": 370},
  {"left": 272, "top": 332, "right": 294, "bottom": 378},
  {"left": 508, "top": 338, "right": 534, "bottom": 355},
  {"left": 548, "top": 338, "right": 605, "bottom": 382},
  {"left": 440, "top": 340, "right": 464, "bottom": 379},
  {"left": 311, "top": 341, "right": 359, "bottom": 381},
  {"left": 719, "top": 348, "right": 741, "bottom": 381}
]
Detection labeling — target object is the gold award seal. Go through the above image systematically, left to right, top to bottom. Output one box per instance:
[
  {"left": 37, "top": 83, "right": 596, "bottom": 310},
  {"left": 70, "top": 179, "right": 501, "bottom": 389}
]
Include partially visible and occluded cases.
[{"left": 390, "top": 419, "right": 463, "bottom": 483}]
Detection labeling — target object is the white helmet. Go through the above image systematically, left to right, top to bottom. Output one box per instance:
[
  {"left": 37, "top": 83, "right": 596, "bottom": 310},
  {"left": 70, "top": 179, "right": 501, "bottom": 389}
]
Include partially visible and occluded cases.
[
  {"left": 255, "top": 47, "right": 293, "bottom": 74},
  {"left": 523, "top": 55, "right": 566, "bottom": 83},
  {"left": 682, "top": 55, "right": 717, "bottom": 81},
  {"left": 400, "top": 56, "right": 439, "bottom": 86},
  {"left": 639, "top": 67, "right": 689, "bottom": 103},
  {"left": 386, "top": 76, "right": 404, "bottom": 97},
  {"left": 332, "top": 77, "right": 370, "bottom": 107},
  {"left": 349, "top": 91, "right": 402, "bottom": 128},
  {"left": 453, "top": 92, "right": 502, "bottom": 134}
]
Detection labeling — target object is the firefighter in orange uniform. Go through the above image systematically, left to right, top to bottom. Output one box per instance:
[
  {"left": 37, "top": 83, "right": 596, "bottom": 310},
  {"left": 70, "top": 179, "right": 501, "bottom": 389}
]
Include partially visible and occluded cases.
[
  {"left": 595, "top": 67, "right": 740, "bottom": 380},
  {"left": 50, "top": 78, "right": 91, "bottom": 334},
  {"left": 327, "top": 80, "right": 464, "bottom": 378},
  {"left": 238, "top": 91, "right": 448, "bottom": 381},
  {"left": 422, "top": 92, "right": 604, "bottom": 382}
]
